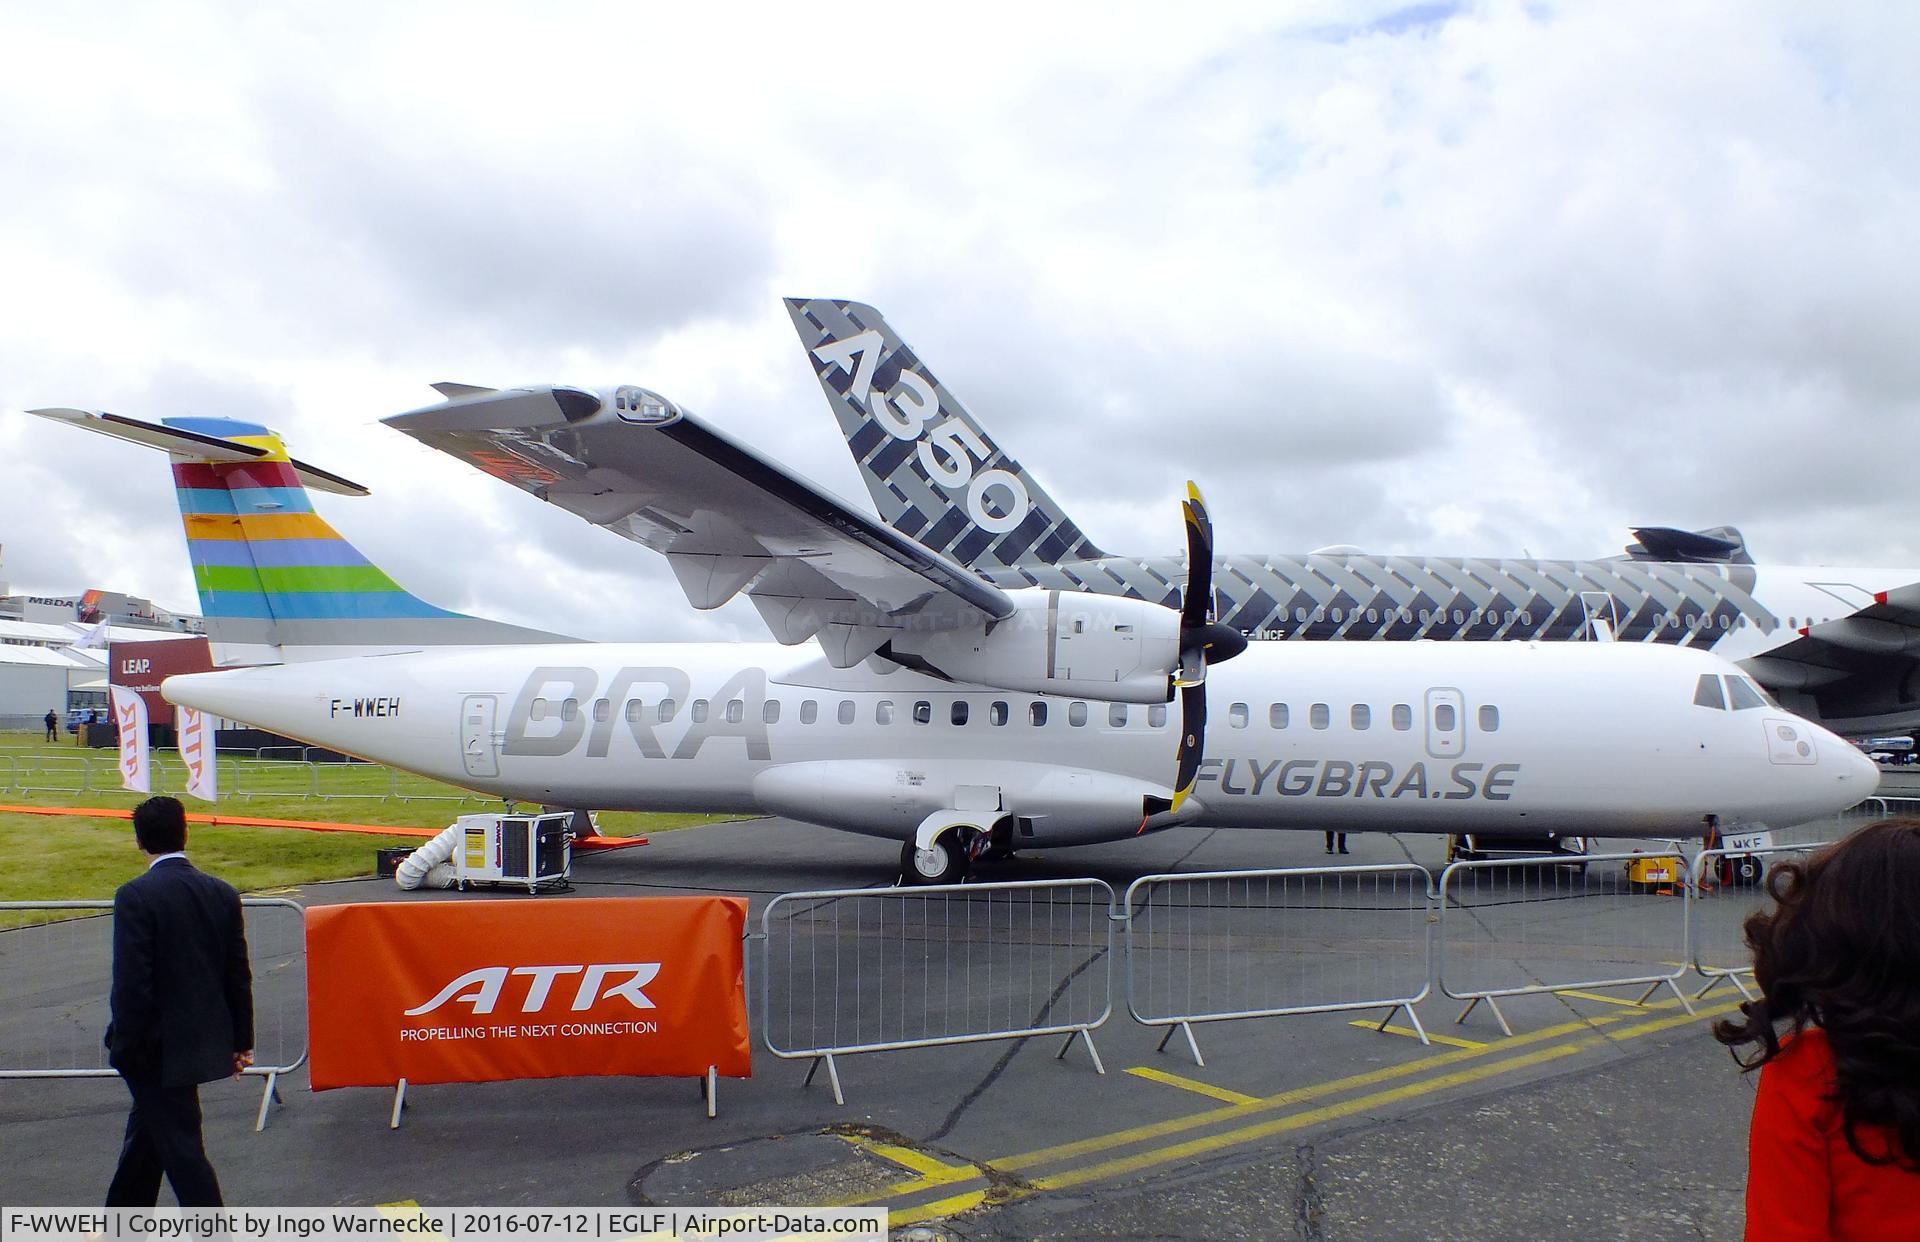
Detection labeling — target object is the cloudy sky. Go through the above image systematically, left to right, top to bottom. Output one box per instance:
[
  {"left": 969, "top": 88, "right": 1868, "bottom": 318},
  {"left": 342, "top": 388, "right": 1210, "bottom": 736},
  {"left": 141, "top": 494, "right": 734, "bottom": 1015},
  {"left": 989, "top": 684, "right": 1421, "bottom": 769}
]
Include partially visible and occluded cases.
[{"left": 2, "top": 2, "right": 1914, "bottom": 643}]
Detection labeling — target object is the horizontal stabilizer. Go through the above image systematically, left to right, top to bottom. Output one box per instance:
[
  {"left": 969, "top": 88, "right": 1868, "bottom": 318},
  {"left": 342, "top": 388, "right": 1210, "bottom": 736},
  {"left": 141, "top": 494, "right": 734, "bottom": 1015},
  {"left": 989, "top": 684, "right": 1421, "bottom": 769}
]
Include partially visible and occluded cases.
[
  {"left": 28, "top": 408, "right": 371, "bottom": 497},
  {"left": 1619, "top": 525, "right": 1751, "bottom": 565}
]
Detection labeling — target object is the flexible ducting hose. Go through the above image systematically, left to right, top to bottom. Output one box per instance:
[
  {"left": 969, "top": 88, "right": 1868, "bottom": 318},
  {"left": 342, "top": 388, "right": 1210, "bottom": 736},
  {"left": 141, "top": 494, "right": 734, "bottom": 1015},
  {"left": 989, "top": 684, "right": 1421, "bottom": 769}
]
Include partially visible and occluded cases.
[{"left": 395, "top": 823, "right": 462, "bottom": 890}]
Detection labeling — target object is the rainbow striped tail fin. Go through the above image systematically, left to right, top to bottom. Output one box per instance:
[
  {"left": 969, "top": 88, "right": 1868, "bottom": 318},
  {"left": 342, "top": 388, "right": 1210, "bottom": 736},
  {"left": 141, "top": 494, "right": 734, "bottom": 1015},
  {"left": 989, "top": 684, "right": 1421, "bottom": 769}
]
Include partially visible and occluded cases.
[{"left": 29, "top": 409, "right": 567, "bottom": 663}]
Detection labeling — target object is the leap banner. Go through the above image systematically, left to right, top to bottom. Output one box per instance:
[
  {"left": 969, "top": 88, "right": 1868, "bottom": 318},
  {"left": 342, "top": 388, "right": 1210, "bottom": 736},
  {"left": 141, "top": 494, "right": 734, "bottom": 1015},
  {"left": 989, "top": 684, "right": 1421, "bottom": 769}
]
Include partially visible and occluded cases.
[
  {"left": 107, "top": 686, "right": 149, "bottom": 794},
  {"left": 175, "top": 706, "right": 217, "bottom": 801},
  {"left": 304, "top": 897, "right": 750, "bottom": 1090}
]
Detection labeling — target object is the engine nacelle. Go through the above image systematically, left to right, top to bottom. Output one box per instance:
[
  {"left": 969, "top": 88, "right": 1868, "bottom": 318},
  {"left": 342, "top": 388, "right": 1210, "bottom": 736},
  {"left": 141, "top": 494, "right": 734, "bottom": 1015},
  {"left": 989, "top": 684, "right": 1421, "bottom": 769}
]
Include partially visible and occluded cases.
[{"left": 887, "top": 589, "right": 1180, "bottom": 703}]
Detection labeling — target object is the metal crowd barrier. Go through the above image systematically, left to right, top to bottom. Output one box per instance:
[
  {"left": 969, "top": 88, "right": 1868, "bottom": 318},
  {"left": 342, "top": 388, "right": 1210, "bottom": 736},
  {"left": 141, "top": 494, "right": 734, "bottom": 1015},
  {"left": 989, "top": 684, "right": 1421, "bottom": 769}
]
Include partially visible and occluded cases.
[
  {"left": 0, "top": 750, "right": 495, "bottom": 803},
  {"left": 14, "top": 754, "right": 94, "bottom": 796},
  {"left": 227, "top": 757, "right": 320, "bottom": 799},
  {"left": 1864, "top": 796, "right": 1920, "bottom": 819},
  {"left": 1688, "top": 840, "right": 1830, "bottom": 1001},
  {"left": 1437, "top": 852, "right": 1694, "bottom": 1037},
  {"left": 1123, "top": 864, "right": 1435, "bottom": 1065},
  {"left": 760, "top": 878, "right": 1114, "bottom": 1104},
  {"left": 0, "top": 897, "right": 309, "bottom": 1130}
]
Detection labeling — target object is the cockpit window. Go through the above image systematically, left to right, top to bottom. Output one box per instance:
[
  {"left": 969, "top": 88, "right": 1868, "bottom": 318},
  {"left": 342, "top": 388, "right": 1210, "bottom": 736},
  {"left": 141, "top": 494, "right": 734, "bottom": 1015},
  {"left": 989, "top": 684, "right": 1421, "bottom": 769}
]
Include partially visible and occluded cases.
[
  {"left": 1693, "top": 675, "right": 1726, "bottom": 710},
  {"left": 1726, "top": 677, "right": 1765, "bottom": 711},
  {"left": 1745, "top": 677, "right": 1782, "bottom": 709}
]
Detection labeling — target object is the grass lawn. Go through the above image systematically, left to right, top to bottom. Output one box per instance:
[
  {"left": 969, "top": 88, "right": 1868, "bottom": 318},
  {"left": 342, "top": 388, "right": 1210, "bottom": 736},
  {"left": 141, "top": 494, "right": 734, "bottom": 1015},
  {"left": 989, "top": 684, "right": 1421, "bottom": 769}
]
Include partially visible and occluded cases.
[{"left": 0, "top": 731, "right": 734, "bottom": 919}]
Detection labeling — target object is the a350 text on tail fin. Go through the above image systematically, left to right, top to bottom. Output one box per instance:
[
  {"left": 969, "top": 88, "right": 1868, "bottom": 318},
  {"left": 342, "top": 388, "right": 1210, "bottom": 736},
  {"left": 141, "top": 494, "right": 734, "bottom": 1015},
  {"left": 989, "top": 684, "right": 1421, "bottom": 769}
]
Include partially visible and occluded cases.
[{"left": 785, "top": 297, "right": 1104, "bottom": 571}]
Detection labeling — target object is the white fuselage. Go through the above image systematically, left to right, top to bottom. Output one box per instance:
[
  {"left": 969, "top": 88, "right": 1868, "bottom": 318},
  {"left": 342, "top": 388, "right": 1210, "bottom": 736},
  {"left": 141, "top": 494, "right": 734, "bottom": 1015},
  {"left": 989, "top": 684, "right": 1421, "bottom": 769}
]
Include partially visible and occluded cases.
[{"left": 163, "top": 639, "right": 1877, "bottom": 850}]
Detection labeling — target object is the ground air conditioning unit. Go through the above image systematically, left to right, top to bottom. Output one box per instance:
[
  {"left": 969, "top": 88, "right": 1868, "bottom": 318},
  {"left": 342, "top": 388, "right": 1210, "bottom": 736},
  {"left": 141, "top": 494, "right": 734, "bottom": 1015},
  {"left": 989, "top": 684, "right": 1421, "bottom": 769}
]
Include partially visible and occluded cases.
[{"left": 453, "top": 812, "right": 572, "bottom": 893}]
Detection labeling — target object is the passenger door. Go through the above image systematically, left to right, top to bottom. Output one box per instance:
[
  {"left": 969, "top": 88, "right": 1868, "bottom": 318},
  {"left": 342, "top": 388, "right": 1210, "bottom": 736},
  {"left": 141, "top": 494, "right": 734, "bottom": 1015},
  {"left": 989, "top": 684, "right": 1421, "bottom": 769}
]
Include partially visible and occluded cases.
[{"left": 461, "top": 694, "right": 499, "bottom": 778}]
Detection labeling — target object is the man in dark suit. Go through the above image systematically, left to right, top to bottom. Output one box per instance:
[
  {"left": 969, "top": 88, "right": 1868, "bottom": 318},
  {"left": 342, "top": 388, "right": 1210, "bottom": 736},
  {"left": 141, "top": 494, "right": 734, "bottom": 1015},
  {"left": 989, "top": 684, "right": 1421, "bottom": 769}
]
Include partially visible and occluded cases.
[{"left": 105, "top": 796, "right": 254, "bottom": 1207}]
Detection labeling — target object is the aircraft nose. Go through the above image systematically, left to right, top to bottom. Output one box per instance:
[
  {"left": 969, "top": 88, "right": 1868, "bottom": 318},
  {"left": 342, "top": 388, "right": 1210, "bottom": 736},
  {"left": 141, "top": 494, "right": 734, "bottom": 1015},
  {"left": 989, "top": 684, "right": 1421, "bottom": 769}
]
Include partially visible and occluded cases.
[{"left": 1839, "top": 738, "right": 1883, "bottom": 804}]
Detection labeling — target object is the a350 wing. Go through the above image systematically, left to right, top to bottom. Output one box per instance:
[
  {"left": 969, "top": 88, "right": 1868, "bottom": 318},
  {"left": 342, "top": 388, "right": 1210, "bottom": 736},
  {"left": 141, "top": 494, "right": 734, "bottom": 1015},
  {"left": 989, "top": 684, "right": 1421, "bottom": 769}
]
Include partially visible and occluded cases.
[
  {"left": 383, "top": 384, "right": 1013, "bottom": 667},
  {"left": 1741, "top": 582, "right": 1920, "bottom": 734}
]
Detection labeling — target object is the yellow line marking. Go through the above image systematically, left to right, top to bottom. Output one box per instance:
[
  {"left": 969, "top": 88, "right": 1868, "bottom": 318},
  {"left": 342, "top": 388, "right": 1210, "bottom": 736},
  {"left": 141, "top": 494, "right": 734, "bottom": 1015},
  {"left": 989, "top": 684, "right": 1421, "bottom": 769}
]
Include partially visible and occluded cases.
[
  {"left": 1558, "top": 989, "right": 1651, "bottom": 1008},
  {"left": 826, "top": 997, "right": 1733, "bottom": 1213},
  {"left": 1032, "top": 1002, "right": 1738, "bottom": 1193},
  {"left": 993, "top": 1009, "right": 1612, "bottom": 1174},
  {"left": 1352, "top": 1019, "right": 1485, "bottom": 1049},
  {"left": 1035, "top": 1042, "right": 1588, "bottom": 1190},
  {"left": 1125, "top": 1066, "right": 1260, "bottom": 1105},
  {"left": 857, "top": 1139, "right": 972, "bottom": 1180},
  {"left": 890, "top": 1190, "right": 988, "bottom": 1228},
  {"left": 374, "top": 1202, "right": 451, "bottom": 1242}
]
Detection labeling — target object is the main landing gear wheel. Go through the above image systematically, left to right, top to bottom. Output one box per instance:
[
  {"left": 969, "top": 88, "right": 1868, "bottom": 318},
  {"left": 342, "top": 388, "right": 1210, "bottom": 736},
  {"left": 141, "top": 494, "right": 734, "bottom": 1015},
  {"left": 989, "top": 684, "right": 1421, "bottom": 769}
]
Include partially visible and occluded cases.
[{"left": 902, "top": 834, "right": 970, "bottom": 886}]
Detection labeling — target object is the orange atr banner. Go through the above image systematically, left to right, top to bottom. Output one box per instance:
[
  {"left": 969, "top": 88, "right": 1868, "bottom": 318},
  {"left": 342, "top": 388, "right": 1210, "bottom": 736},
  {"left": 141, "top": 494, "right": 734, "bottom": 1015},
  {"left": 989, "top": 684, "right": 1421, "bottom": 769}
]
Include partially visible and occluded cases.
[{"left": 305, "top": 897, "right": 750, "bottom": 1090}]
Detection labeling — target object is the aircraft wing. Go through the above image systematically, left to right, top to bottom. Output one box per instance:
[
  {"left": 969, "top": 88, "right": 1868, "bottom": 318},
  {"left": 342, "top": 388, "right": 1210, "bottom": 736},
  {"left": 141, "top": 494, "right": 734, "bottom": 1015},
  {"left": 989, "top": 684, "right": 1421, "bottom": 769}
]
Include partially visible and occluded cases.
[
  {"left": 384, "top": 385, "right": 1014, "bottom": 666},
  {"left": 1742, "top": 583, "right": 1920, "bottom": 732}
]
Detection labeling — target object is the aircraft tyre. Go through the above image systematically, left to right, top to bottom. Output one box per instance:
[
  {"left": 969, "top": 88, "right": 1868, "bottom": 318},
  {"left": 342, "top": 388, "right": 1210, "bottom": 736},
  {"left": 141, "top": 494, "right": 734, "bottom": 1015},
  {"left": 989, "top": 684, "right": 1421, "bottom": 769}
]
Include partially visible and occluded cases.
[
  {"left": 902, "top": 833, "right": 969, "bottom": 886},
  {"left": 1731, "top": 854, "right": 1764, "bottom": 887}
]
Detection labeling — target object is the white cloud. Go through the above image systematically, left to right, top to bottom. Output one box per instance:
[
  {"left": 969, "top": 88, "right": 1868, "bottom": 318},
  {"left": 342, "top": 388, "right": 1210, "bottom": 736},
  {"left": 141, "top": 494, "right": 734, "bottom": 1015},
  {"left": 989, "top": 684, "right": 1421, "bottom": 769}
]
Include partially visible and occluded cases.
[{"left": 3, "top": 0, "right": 1917, "bottom": 638}]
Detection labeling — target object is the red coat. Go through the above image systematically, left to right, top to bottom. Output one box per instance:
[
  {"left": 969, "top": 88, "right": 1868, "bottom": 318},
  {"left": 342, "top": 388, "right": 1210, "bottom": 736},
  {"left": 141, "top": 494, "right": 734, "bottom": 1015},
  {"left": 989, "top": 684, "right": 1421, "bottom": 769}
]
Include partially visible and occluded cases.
[{"left": 1746, "top": 1028, "right": 1920, "bottom": 1241}]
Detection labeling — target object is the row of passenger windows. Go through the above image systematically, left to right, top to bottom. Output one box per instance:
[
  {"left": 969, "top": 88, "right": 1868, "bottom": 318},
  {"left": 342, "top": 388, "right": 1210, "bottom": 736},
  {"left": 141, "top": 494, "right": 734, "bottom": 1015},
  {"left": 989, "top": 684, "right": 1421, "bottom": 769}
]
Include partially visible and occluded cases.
[
  {"left": 1274, "top": 605, "right": 1755, "bottom": 632},
  {"left": 1273, "top": 606, "right": 1821, "bottom": 634},
  {"left": 525, "top": 695, "right": 1498, "bottom": 733},
  {"left": 526, "top": 696, "right": 1174, "bottom": 729},
  {"left": 1226, "top": 701, "right": 1499, "bottom": 733}
]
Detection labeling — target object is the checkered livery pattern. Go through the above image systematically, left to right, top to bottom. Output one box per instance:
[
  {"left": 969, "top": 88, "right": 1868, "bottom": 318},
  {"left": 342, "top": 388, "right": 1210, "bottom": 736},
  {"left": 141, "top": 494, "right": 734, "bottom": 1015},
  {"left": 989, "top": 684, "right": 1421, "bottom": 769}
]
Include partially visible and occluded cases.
[
  {"left": 785, "top": 298, "right": 1105, "bottom": 571},
  {"left": 785, "top": 300, "right": 1772, "bottom": 652},
  {"left": 993, "top": 551, "right": 1772, "bottom": 649}
]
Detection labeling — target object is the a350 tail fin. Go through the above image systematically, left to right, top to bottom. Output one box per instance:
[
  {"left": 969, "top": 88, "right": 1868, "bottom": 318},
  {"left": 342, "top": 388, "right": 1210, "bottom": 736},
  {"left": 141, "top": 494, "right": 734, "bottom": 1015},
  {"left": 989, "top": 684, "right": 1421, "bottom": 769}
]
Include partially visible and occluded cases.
[
  {"left": 785, "top": 298, "right": 1104, "bottom": 574},
  {"left": 29, "top": 408, "right": 568, "bottom": 663}
]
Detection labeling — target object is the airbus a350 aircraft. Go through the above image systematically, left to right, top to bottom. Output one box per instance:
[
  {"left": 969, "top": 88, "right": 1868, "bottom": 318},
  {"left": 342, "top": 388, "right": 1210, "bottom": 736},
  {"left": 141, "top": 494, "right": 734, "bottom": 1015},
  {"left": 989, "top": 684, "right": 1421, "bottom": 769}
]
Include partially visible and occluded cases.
[
  {"left": 782, "top": 299, "right": 1920, "bottom": 737},
  {"left": 33, "top": 391, "right": 1871, "bottom": 883}
]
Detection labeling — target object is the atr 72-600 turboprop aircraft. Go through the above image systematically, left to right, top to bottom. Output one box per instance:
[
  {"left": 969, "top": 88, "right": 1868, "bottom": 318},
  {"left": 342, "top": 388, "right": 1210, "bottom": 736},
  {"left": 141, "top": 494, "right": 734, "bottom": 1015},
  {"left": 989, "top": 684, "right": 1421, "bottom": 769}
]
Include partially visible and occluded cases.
[
  {"left": 783, "top": 298, "right": 1920, "bottom": 737},
  {"left": 32, "top": 402, "right": 1875, "bottom": 882}
]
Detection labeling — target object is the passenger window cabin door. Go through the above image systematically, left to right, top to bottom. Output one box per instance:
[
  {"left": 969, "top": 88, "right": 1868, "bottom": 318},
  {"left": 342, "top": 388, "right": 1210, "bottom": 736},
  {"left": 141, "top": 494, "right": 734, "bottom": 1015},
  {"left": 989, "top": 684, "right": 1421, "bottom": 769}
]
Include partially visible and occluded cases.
[
  {"left": 1425, "top": 687, "right": 1465, "bottom": 759},
  {"left": 461, "top": 694, "right": 499, "bottom": 778}
]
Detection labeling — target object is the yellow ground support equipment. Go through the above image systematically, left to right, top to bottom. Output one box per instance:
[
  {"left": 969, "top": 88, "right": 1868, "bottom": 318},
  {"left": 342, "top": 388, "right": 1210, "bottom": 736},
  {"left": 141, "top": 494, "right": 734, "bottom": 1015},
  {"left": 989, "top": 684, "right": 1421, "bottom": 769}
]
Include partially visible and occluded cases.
[{"left": 1624, "top": 853, "right": 1683, "bottom": 894}]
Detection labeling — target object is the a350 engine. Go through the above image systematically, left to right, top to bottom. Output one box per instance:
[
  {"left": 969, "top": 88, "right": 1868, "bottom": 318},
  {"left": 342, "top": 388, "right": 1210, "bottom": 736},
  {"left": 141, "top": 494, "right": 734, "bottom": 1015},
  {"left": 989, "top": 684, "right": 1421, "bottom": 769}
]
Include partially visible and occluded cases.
[{"left": 884, "top": 589, "right": 1182, "bottom": 703}]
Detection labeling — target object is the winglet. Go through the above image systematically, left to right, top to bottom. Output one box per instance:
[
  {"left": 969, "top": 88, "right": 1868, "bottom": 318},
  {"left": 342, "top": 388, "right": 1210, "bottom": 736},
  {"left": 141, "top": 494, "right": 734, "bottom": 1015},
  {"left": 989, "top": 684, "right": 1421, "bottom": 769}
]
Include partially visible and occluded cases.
[{"left": 430, "top": 382, "right": 498, "bottom": 399}]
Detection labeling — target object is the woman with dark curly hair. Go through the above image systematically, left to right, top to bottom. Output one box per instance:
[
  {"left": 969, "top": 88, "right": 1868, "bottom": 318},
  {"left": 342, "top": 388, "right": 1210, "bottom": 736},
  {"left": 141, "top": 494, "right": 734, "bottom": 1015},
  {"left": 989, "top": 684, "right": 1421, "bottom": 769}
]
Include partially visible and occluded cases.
[{"left": 1713, "top": 820, "right": 1920, "bottom": 1240}]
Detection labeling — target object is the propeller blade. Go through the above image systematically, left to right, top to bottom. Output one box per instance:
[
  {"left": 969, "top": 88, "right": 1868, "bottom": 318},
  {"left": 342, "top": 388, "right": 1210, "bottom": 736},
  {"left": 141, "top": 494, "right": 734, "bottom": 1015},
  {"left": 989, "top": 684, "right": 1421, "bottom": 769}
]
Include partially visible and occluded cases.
[
  {"left": 1158, "top": 480, "right": 1234, "bottom": 821},
  {"left": 1181, "top": 481, "right": 1213, "bottom": 634},
  {"left": 1171, "top": 679, "right": 1206, "bottom": 813}
]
